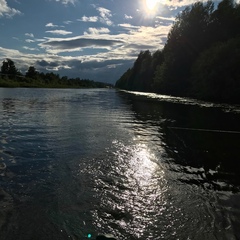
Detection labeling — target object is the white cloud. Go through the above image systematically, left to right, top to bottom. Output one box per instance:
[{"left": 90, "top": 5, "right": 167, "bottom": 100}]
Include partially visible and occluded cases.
[
  {"left": 0, "top": 0, "right": 21, "bottom": 18},
  {"left": 52, "top": 0, "right": 76, "bottom": 5},
  {"left": 162, "top": 0, "right": 213, "bottom": 7},
  {"left": 97, "top": 7, "right": 113, "bottom": 26},
  {"left": 124, "top": 14, "right": 133, "bottom": 19},
  {"left": 78, "top": 15, "right": 98, "bottom": 22},
  {"left": 156, "top": 16, "right": 175, "bottom": 21},
  {"left": 39, "top": 20, "right": 171, "bottom": 57},
  {"left": 63, "top": 20, "right": 73, "bottom": 24},
  {"left": 46, "top": 22, "right": 59, "bottom": 28},
  {"left": 118, "top": 23, "right": 140, "bottom": 29},
  {"left": 84, "top": 27, "right": 110, "bottom": 35},
  {"left": 46, "top": 30, "right": 73, "bottom": 35},
  {"left": 25, "top": 33, "right": 34, "bottom": 38},
  {"left": 25, "top": 39, "right": 35, "bottom": 43},
  {"left": 0, "top": 46, "right": 21, "bottom": 59},
  {"left": 23, "top": 46, "right": 39, "bottom": 51}
]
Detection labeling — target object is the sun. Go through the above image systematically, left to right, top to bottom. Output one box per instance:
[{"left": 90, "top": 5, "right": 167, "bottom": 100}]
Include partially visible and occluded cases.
[{"left": 145, "top": 0, "right": 158, "bottom": 11}]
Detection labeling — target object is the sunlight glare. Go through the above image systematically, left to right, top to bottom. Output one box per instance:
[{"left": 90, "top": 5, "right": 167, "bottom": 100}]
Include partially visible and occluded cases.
[{"left": 146, "top": 0, "right": 158, "bottom": 11}]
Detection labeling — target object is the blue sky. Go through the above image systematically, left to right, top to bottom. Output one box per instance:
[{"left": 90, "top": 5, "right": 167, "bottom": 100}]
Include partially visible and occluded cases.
[{"left": 0, "top": 0, "right": 222, "bottom": 84}]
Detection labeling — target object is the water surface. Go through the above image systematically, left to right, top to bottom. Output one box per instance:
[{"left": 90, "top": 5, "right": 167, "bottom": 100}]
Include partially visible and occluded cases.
[{"left": 0, "top": 88, "right": 240, "bottom": 240}]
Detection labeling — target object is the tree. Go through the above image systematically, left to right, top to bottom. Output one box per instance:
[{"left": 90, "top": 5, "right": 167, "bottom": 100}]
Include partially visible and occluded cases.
[
  {"left": 115, "top": 0, "right": 240, "bottom": 102},
  {"left": 211, "top": 0, "right": 238, "bottom": 42},
  {"left": 156, "top": 1, "right": 215, "bottom": 95},
  {"left": 191, "top": 37, "right": 240, "bottom": 102},
  {"left": 1, "top": 59, "right": 19, "bottom": 76},
  {"left": 26, "top": 66, "right": 38, "bottom": 79},
  {"left": 115, "top": 68, "right": 132, "bottom": 90}
]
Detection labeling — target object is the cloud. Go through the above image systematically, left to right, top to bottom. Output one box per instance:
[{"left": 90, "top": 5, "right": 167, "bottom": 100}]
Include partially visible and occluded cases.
[
  {"left": 0, "top": 0, "right": 21, "bottom": 18},
  {"left": 51, "top": 0, "right": 76, "bottom": 5},
  {"left": 162, "top": 0, "right": 213, "bottom": 7},
  {"left": 0, "top": 7, "right": 174, "bottom": 83},
  {"left": 79, "top": 7, "right": 114, "bottom": 26},
  {"left": 96, "top": 7, "right": 113, "bottom": 26},
  {"left": 124, "top": 14, "right": 133, "bottom": 19},
  {"left": 78, "top": 15, "right": 98, "bottom": 22},
  {"left": 155, "top": 16, "right": 175, "bottom": 26},
  {"left": 156, "top": 16, "right": 175, "bottom": 21},
  {"left": 0, "top": 19, "right": 170, "bottom": 82},
  {"left": 63, "top": 20, "right": 73, "bottom": 24},
  {"left": 46, "top": 22, "right": 59, "bottom": 28},
  {"left": 118, "top": 23, "right": 140, "bottom": 29},
  {"left": 84, "top": 27, "right": 110, "bottom": 35},
  {"left": 46, "top": 30, "right": 73, "bottom": 35},
  {"left": 25, "top": 33, "right": 34, "bottom": 38},
  {"left": 40, "top": 37, "right": 123, "bottom": 53},
  {"left": 25, "top": 39, "right": 35, "bottom": 43},
  {"left": 0, "top": 46, "right": 21, "bottom": 58},
  {"left": 23, "top": 46, "right": 39, "bottom": 51},
  {"left": 37, "top": 60, "right": 59, "bottom": 68}
]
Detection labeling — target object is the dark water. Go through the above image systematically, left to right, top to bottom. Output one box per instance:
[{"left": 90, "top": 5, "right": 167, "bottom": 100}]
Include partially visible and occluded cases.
[{"left": 0, "top": 88, "right": 240, "bottom": 240}]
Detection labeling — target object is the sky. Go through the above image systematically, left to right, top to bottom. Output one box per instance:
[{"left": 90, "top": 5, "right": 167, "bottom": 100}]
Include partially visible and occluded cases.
[{"left": 0, "top": 0, "right": 223, "bottom": 84}]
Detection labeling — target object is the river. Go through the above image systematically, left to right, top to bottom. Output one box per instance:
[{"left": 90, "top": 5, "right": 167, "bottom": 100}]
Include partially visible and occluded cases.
[{"left": 0, "top": 88, "right": 239, "bottom": 240}]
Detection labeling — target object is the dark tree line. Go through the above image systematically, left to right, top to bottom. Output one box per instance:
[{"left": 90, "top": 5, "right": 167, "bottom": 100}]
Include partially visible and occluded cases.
[
  {"left": 115, "top": 0, "right": 240, "bottom": 103},
  {"left": 0, "top": 59, "right": 113, "bottom": 88},
  {"left": 1, "top": 59, "right": 20, "bottom": 76}
]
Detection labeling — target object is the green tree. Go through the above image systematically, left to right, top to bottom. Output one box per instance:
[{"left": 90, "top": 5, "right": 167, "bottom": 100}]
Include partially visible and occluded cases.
[
  {"left": 211, "top": 0, "right": 239, "bottom": 42},
  {"left": 156, "top": 1, "right": 214, "bottom": 95},
  {"left": 191, "top": 37, "right": 240, "bottom": 102},
  {"left": 1, "top": 59, "right": 19, "bottom": 76},
  {"left": 26, "top": 66, "right": 38, "bottom": 79},
  {"left": 115, "top": 68, "right": 132, "bottom": 90}
]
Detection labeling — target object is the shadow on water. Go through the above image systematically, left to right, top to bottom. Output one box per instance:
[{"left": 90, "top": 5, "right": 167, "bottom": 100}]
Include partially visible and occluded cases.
[
  {"left": 113, "top": 90, "right": 240, "bottom": 240},
  {"left": 117, "top": 90, "right": 240, "bottom": 192}
]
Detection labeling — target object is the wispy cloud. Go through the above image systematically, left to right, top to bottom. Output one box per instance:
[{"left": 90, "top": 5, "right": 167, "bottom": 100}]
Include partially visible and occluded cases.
[
  {"left": 0, "top": 0, "right": 21, "bottom": 18},
  {"left": 51, "top": 0, "right": 76, "bottom": 5},
  {"left": 160, "top": 0, "right": 212, "bottom": 7},
  {"left": 124, "top": 14, "right": 133, "bottom": 19},
  {"left": 78, "top": 15, "right": 98, "bottom": 22},
  {"left": 156, "top": 16, "right": 175, "bottom": 21},
  {"left": 63, "top": 20, "right": 73, "bottom": 24},
  {"left": 46, "top": 22, "right": 59, "bottom": 28},
  {"left": 118, "top": 23, "right": 140, "bottom": 30},
  {"left": 84, "top": 27, "right": 110, "bottom": 35},
  {"left": 46, "top": 30, "right": 73, "bottom": 35},
  {"left": 25, "top": 33, "right": 34, "bottom": 38},
  {"left": 13, "top": 37, "right": 20, "bottom": 41},
  {"left": 25, "top": 39, "right": 35, "bottom": 43},
  {"left": 23, "top": 46, "right": 39, "bottom": 51}
]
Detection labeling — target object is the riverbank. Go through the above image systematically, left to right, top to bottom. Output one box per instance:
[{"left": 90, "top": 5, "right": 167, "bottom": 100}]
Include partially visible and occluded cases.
[{"left": 0, "top": 77, "right": 113, "bottom": 89}]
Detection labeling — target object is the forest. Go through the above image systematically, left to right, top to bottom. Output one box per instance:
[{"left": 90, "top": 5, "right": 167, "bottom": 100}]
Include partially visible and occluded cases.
[
  {"left": 115, "top": 0, "right": 240, "bottom": 103},
  {"left": 0, "top": 59, "right": 113, "bottom": 89}
]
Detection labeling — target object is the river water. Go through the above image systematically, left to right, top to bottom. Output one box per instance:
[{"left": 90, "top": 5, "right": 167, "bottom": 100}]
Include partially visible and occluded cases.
[{"left": 0, "top": 88, "right": 240, "bottom": 240}]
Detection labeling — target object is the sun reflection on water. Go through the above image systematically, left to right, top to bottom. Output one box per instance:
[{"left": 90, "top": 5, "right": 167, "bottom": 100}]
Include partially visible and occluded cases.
[
  {"left": 92, "top": 140, "right": 171, "bottom": 238},
  {"left": 126, "top": 143, "right": 164, "bottom": 188}
]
